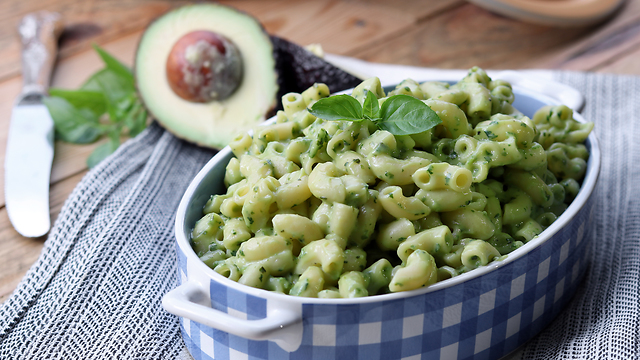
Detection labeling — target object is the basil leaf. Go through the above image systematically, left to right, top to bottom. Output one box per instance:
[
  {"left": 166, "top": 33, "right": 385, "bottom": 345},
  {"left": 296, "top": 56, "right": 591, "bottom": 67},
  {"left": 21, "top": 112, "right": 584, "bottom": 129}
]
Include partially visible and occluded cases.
[
  {"left": 92, "top": 44, "right": 134, "bottom": 84},
  {"left": 44, "top": 46, "right": 147, "bottom": 167},
  {"left": 83, "top": 68, "right": 134, "bottom": 103},
  {"left": 83, "top": 69, "right": 137, "bottom": 122},
  {"left": 48, "top": 88, "right": 107, "bottom": 116},
  {"left": 362, "top": 90, "right": 379, "bottom": 119},
  {"left": 110, "top": 94, "right": 136, "bottom": 121},
  {"left": 309, "top": 94, "right": 363, "bottom": 122},
  {"left": 377, "top": 94, "right": 442, "bottom": 135},
  {"left": 43, "top": 96, "right": 104, "bottom": 143},
  {"left": 123, "top": 102, "right": 148, "bottom": 137},
  {"left": 130, "top": 109, "right": 148, "bottom": 137},
  {"left": 108, "top": 126, "right": 122, "bottom": 149},
  {"left": 86, "top": 134, "right": 120, "bottom": 168},
  {"left": 86, "top": 143, "right": 111, "bottom": 168}
]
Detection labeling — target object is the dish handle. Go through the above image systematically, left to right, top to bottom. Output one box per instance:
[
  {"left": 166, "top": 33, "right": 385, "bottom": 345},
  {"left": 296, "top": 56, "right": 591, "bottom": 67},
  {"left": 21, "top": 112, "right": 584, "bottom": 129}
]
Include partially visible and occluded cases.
[{"left": 163, "top": 281, "right": 304, "bottom": 352}]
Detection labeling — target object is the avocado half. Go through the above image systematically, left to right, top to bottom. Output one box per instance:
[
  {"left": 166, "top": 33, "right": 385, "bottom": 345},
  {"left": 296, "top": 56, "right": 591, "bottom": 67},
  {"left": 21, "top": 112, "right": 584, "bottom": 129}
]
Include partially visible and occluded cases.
[{"left": 135, "top": 4, "right": 278, "bottom": 149}]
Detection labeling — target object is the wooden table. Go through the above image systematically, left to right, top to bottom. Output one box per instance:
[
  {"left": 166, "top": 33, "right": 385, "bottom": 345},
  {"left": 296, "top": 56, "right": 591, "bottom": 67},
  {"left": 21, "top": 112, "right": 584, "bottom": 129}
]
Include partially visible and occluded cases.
[{"left": 0, "top": 0, "right": 638, "bottom": 303}]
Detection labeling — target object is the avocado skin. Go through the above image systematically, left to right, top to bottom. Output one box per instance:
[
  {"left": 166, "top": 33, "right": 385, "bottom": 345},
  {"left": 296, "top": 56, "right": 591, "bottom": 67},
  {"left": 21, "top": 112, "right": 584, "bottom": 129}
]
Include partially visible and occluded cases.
[{"left": 270, "top": 36, "right": 363, "bottom": 114}]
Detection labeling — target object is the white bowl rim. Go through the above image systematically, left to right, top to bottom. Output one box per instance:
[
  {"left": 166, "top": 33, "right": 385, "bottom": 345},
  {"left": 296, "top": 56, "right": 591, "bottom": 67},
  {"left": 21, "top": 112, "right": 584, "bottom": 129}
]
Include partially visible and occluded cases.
[{"left": 174, "top": 84, "right": 601, "bottom": 305}]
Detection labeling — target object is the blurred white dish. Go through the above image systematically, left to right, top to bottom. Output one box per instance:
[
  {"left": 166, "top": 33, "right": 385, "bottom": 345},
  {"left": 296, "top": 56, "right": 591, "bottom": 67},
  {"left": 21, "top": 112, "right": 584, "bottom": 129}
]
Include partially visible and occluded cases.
[{"left": 467, "top": 0, "right": 625, "bottom": 26}]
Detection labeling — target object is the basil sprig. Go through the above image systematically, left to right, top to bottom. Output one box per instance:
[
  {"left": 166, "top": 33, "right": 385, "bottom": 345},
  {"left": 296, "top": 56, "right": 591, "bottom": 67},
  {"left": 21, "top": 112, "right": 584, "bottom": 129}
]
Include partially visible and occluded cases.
[
  {"left": 43, "top": 45, "right": 148, "bottom": 168},
  {"left": 308, "top": 91, "right": 442, "bottom": 135}
]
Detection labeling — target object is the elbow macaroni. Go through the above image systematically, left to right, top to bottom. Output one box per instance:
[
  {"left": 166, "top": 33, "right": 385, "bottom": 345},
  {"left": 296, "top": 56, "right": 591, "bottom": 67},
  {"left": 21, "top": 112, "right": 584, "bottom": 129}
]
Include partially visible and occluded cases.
[{"left": 190, "top": 67, "right": 593, "bottom": 298}]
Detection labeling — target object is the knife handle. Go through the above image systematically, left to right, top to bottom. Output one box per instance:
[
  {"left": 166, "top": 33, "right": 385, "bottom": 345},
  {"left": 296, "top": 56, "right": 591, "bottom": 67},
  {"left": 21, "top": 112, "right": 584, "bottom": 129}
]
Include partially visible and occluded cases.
[{"left": 18, "top": 12, "right": 63, "bottom": 95}]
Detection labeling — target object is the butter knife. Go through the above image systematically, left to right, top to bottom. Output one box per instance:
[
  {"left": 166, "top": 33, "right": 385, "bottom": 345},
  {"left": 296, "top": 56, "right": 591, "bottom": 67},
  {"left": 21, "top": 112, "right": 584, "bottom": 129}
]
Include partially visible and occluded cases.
[{"left": 5, "top": 12, "right": 62, "bottom": 237}]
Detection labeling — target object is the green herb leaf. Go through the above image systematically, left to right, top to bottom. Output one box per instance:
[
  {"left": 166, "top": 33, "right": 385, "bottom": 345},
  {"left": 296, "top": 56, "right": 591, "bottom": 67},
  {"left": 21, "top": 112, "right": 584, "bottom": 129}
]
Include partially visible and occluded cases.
[
  {"left": 92, "top": 44, "right": 134, "bottom": 84},
  {"left": 45, "top": 46, "right": 148, "bottom": 168},
  {"left": 83, "top": 69, "right": 135, "bottom": 105},
  {"left": 48, "top": 88, "right": 107, "bottom": 116},
  {"left": 362, "top": 90, "right": 379, "bottom": 119},
  {"left": 309, "top": 94, "right": 363, "bottom": 122},
  {"left": 377, "top": 94, "right": 442, "bottom": 135},
  {"left": 43, "top": 96, "right": 104, "bottom": 143},
  {"left": 122, "top": 102, "right": 148, "bottom": 137},
  {"left": 131, "top": 109, "right": 148, "bottom": 137},
  {"left": 86, "top": 134, "right": 120, "bottom": 168}
]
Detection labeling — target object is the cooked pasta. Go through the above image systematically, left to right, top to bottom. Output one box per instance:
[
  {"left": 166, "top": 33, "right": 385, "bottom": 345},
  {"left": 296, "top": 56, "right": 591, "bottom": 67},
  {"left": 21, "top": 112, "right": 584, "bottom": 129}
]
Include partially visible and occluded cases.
[{"left": 191, "top": 67, "right": 593, "bottom": 297}]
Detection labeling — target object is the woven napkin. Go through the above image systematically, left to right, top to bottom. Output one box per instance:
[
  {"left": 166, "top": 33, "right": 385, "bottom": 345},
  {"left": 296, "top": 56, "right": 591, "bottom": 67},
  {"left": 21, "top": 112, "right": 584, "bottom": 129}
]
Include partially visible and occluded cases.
[{"left": 0, "top": 68, "right": 638, "bottom": 359}]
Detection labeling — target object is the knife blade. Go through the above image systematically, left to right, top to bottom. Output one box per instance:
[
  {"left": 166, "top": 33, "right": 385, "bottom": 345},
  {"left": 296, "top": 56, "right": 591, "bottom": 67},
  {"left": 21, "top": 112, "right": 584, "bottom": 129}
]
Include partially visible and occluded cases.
[{"left": 4, "top": 12, "right": 62, "bottom": 237}]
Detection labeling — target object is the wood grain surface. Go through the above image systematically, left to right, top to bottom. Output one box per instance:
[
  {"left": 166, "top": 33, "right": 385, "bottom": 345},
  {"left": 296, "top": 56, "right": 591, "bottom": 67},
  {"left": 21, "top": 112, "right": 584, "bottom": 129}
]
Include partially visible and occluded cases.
[{"left": 0, "top": 0, "right": 639, "bottom": 303}]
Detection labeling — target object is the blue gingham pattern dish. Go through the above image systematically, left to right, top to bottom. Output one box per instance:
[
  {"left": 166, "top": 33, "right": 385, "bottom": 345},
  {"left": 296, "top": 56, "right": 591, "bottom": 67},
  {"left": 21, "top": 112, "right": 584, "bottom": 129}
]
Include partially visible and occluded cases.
[{"left": 176, "top": 194, "right": 594, "bottom": 360}]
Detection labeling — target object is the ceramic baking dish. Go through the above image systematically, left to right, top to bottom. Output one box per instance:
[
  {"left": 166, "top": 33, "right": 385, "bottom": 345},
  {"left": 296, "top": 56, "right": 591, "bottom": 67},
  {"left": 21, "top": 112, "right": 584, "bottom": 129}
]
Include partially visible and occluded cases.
[{"left": 163, "top": 78, "right": 600, "bottom": 360}]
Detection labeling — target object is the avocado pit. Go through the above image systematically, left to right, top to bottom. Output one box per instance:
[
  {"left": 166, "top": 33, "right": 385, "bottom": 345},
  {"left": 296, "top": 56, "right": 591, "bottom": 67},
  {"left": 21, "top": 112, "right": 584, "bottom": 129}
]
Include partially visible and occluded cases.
[{"left": 166, "top": 30, "right": 243, "bottom": 103}]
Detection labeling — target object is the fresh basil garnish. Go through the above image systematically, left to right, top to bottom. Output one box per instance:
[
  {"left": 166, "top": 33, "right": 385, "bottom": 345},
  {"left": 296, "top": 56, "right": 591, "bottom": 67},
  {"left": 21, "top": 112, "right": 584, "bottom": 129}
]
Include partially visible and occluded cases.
[
  {"left": 362, "top": 90, "right": 380, "bottom": 120},
  {"left": 309, "top": 91, "right": 441, "bottom": 135},
  {"left": 307, "top": 94, "right": 363, "bottom": 122},
  {"left": 377, "top": 94, "right": 441, "bottom": 135}
]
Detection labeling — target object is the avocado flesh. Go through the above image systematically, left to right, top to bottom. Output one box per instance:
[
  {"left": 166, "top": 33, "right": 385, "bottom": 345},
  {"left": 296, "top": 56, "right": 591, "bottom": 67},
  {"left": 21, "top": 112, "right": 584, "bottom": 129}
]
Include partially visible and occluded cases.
[{"left": 135, "top": 4, "right": 277, "bottom": 149}]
